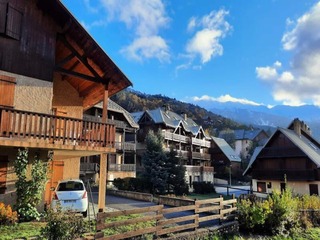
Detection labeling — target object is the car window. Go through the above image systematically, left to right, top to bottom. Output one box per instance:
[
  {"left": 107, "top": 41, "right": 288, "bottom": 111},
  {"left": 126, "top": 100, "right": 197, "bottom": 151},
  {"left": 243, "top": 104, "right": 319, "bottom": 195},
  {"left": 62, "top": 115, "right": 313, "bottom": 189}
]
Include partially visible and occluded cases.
[{"left": 57, "top": 181, "right": 84, "bottom": 191}]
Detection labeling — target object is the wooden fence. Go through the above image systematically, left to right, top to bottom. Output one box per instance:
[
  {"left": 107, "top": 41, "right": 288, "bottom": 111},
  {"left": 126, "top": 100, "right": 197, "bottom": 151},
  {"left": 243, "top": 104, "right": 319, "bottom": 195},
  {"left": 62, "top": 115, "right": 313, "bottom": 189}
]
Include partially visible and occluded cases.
[{"left": 95, "top": 197, "right": 237, "bottom": 240}]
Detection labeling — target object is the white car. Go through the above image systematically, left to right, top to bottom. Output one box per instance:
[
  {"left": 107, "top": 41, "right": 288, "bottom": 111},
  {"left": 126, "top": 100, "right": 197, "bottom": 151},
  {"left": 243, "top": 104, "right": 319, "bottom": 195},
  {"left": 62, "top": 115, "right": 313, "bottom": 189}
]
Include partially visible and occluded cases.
[{"left": 51, "top": 179, "right": 88, "bottom": 217}]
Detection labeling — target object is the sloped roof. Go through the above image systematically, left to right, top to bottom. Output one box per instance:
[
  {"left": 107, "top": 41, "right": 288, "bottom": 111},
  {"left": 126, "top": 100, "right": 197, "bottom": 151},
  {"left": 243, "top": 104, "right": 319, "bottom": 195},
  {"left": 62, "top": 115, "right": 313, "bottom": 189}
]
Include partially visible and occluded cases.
[
  {"left": 95, "top": 100, "right": 139, "bottom": 129},
  {"left": 131, "top": 107, "right": 209, "bottom": 137},
  {"left": 243, "top": 126, "right": 320, "bottom": 175},
  {"left": 234, "top": 129, "right": 265, "bottom": 140},
  {"left": 211, "top": 137, "right": 241, "bottom": 163},
  {"left": 243, "top": 146, "right": 263, "bottom": 175}
]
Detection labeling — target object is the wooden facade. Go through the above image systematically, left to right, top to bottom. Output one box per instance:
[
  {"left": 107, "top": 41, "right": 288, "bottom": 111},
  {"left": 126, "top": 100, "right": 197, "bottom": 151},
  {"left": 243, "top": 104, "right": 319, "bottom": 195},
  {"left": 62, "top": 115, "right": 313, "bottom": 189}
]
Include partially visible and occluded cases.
[
  {"left": 0, "top": 0, "right": 132, "bottom": 210},
  {"left": 244, "top": 119, "right": 320, "bottom": 196}
]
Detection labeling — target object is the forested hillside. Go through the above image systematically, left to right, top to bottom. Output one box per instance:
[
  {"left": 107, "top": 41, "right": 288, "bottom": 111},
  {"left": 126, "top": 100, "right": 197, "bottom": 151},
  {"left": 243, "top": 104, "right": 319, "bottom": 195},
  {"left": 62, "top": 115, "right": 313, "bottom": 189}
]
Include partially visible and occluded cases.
[{"left": 111, "top": 89, "right": 248, "bottom": 135}]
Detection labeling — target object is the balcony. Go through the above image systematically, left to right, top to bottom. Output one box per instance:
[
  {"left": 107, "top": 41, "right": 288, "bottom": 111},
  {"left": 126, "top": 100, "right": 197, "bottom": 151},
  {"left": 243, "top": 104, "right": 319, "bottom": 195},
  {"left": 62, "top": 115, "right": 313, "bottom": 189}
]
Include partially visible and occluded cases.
[
  {"left": 0, "top": 107, "right": 115, "bottom": 150},
  {"left": 162, "top": 131, "right": 189, "bottom": 143},
  {"left": 191, "top": 138, "right": 211, "bottom": 148},
  {"left": 115, "top": 142, "right": 136, "bottom": 151},
  {"left": 192, "top": 152, "right": 211, "bottom": 160},
  {"left": 80, "top": 163, "right": 99, "bottom": 173},
  {"left": 108, "top": 164, "right": 136, "bottom": 172},
  {"left": 184, "top": 165, "right": 214, "bottom": 174},
  {"left": 252, "top": 169, "right": 318, "bottom": 181}
]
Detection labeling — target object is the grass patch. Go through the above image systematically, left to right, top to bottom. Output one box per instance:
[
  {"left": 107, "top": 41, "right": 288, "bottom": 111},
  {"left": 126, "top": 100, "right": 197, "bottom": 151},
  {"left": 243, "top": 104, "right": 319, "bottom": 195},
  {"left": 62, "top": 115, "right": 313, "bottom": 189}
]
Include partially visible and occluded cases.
[
  {"left": 103, "top": 213, "right": 155, "bottom": 239},
  {"left": 0, "top": 222, "right": 46, "bottom": 240}
]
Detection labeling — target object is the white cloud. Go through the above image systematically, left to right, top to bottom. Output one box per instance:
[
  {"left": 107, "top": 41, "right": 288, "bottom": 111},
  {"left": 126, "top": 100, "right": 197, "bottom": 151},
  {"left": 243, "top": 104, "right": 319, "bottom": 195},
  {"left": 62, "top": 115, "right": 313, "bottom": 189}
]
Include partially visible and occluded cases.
[
  {"left": 83, "top": 0, "right": 99, "bottom": 13},
  {"left": 100, "top": 0, "right": 170, "bottom": 62},
  {"left": 256, "top": 2, "right": 320, "bottom": 106},
  {"left": 185, "top": 9, "right": 231, "bottom": 64},
  {"left": 121, "top": 36, "right": 170, "bottom": 62},
  {"left": 255, "top": 66, "right": 278, "bottom": 80},
  {"left": 278, "top": 71, "right": 294, "bottom": 83},
  {"left": 192, "top": 94, "right": 262, "bottom": 106}
]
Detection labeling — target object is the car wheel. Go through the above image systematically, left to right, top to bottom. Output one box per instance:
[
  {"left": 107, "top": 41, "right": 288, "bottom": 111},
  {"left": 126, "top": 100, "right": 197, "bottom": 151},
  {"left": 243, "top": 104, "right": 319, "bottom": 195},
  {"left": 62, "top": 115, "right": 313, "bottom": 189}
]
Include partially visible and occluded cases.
[{"left": 82, "top": 210, "right": 88, "bottom": 218}]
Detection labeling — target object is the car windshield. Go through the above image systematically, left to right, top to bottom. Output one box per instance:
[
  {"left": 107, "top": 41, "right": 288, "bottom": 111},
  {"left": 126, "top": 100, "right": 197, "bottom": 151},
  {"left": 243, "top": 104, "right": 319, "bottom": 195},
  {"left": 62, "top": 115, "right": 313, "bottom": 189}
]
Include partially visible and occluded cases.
[{"left": 57, "top": 181, "right": 84, "bottom": 191}]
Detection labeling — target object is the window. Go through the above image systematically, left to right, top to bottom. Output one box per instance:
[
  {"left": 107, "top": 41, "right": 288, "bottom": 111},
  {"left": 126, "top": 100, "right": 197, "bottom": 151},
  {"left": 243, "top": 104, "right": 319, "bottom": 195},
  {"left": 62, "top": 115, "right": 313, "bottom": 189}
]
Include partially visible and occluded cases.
[
  {"left": 0, "top": 2, "right": 23, "bottom": 40},
  {"left": 0, "top": 75, "right": 15, "bottom": 107},
  {"left": 0, "top": 155, "right": 8, "bottom": 194},
  {"left": 257, "top": 181, "right": 266, "bottom": 193},
  {"left": 309, "top": 184, "right": 319, "bottom": 196}
]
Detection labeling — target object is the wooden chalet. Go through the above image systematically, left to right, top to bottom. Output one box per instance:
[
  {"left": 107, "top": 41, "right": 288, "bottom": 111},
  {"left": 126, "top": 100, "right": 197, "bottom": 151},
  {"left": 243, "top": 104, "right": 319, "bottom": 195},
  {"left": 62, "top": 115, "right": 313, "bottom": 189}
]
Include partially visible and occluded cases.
[
  {"left": 0, "top": 0, "right": 132, "bottom": 211},
  {"left": 131, "top": 106, "right": 214, "bottom": 190},
  {"left": 244, "top": 118, "right": 320, "bottom": 196}
]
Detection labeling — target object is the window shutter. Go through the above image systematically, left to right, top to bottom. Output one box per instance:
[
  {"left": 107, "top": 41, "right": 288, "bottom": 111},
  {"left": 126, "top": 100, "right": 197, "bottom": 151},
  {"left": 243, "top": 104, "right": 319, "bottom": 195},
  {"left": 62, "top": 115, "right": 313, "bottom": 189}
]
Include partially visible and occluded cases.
[
  {"left": 6, "top": 3, "right": 23, "bottom": 40},
  {"left": 0, "top": 75, "right": 16, "bottom": 107}
]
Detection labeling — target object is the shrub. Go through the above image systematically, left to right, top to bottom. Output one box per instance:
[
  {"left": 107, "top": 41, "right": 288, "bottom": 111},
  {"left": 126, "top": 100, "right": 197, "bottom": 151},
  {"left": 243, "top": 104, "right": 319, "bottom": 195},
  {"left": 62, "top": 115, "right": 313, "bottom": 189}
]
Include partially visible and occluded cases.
[
  {"left": 113, "top": 177, "right": 151, "bottom": 193},
  {"left": 192, "top": 182, "right": 215, "bottom": 194},
  {"left": 298, "top": 195, "right": 320, "bottom": 228},
  {"left": 0, "top": 203, "right": 18, "bottom": 225},
  {"left": 40, "top": 206, "right": 89, "bottom": 240}
]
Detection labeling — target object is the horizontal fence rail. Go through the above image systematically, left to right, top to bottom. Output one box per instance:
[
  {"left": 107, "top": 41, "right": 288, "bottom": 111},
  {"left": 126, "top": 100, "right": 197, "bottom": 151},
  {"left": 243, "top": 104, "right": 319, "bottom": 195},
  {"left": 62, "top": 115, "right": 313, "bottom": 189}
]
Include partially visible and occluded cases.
[
  {"left": 0, "top": 107, "right": 115, "bottom": 147},
  {"left": 95, "top": 197, "right": 237, "bottom": 239}
]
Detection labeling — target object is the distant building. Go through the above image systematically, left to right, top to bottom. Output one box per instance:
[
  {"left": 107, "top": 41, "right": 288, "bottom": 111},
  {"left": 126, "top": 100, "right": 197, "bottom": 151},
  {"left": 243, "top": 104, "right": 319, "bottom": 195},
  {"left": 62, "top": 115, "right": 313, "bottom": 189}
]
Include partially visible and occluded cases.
[
  {"left": 82, "top": 99, "right": 139, "bottom": 184},
  {"left": 132, "top": 106, "right": 214, "bottom": 190},
  {"left": 244, "top": 118, "right": 320, "bottom": 196},
  {"left": 219, "top": 129, "right": 269, "bottom": 160},
  {"left": 211, "top": 137, "right": 242, "bottom": 182}
]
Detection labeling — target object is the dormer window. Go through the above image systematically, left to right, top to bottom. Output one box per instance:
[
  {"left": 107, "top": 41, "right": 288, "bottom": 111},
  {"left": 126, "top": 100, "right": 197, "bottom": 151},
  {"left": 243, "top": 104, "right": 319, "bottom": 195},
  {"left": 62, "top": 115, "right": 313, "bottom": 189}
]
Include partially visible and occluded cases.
[{"left": 0, "top": 2, "right": 23, "bottom": 40}]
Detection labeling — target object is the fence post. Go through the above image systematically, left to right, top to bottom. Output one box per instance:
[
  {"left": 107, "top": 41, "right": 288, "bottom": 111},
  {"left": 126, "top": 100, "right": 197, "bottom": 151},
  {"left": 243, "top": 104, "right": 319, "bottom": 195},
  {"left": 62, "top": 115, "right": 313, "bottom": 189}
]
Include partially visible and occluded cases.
[
  {"left": 219, "top": 195, "right": 223, "bottom": 225},
  {"left": 194, "top": 199, "right": 199, "bottom": 231},
  {"left": 155, "top": 205, "right": 163, "bottom": 239}
]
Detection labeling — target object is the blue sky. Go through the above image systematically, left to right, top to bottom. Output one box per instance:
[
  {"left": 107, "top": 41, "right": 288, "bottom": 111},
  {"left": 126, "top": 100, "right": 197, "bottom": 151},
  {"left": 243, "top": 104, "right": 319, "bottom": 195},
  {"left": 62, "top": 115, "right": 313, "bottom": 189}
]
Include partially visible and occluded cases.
[{"left": 62, "top": 0, "right": 320, "bottom": 108}]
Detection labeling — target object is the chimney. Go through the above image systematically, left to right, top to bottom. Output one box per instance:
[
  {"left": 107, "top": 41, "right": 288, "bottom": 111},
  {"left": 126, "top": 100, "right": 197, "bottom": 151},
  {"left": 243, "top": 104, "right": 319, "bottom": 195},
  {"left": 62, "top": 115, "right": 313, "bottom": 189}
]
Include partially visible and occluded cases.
[{"left": 293, "top": 118, "right": 301, "bottom": 136}]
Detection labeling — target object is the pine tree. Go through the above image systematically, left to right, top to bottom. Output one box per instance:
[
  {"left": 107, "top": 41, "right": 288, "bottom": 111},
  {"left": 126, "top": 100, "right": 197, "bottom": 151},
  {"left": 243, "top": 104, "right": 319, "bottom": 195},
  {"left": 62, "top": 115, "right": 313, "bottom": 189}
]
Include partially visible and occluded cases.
[
  {"left": 142, "top": 130, "right": 168, "bottom": 194},
  {"left": 166, "top": 147, "right": 189, "bottom": 195}
]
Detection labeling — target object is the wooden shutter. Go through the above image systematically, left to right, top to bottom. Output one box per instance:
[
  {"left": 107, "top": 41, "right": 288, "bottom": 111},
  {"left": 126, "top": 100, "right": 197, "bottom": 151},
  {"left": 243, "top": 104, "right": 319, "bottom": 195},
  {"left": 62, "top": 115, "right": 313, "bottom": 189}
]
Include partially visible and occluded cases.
[
  {"left": 6, "top": 3, "right": 23, "bottom": 40},
  {"left": 0, "top": 75, "right": 15, "bottom": 107},
  {"left": 0, "top": 155, "right": 8, "bottom": 194}
]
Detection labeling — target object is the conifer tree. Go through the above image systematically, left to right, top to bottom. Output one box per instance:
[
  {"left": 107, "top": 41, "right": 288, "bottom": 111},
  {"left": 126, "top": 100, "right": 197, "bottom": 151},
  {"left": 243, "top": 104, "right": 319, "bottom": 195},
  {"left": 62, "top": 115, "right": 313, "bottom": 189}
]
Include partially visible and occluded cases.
[{"left": 142, "top": 130, "right": 168, "bottom": 194}]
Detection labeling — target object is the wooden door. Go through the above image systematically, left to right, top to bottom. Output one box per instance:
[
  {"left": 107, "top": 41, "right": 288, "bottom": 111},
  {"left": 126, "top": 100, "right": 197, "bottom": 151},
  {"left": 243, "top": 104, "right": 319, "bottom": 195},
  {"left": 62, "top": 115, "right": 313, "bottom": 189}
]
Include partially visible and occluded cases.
[{"left": 44, "top": 160, "right": 64, "bottom": 205}]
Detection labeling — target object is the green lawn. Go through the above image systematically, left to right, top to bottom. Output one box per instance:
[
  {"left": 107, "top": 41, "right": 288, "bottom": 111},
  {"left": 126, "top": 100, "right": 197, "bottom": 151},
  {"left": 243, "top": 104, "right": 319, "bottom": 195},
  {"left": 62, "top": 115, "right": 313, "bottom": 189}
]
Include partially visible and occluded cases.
[{"left": 0, "top": 222, "right": 46, "bottom": 240}]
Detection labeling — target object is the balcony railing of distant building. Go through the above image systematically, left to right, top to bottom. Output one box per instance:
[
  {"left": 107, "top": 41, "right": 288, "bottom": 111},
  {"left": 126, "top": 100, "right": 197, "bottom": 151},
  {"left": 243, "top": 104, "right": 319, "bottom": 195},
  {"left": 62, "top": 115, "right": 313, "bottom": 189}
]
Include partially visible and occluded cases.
[
  {"left": 0, "top": 107, "right": 115, "bottom": 147},
  {"left": 83, "top": 114, "right": 133, "bottom": 131},
  {"left": 162, "top": 131, "right": 189, "bottom": 143},
  {"left": 191, "top": 138, "right": 211, "bottom": 148},
  {"left": 115, "top": 141, "right": 136, "bottom": 151},
  {"left": 192, "top": 152, "right": 211, "bottom": 160},
  {"left": 80, "top": 163, "right": 100, "bottom": 173},
  {"left": 108, "top": 164, "right": 136, "bottom": 172},
  {"left": 184, "top": 165, "right": 214, "bottom": 174},
  {"left": 251, "top": 169, "right": 318, "bottom": 181}
]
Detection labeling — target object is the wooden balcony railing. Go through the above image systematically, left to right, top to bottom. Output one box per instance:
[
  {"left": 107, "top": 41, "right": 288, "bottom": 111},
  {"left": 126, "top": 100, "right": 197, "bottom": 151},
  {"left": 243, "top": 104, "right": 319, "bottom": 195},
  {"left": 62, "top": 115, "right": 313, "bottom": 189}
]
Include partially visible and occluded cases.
[
  {"left": 0, "top": 107, "right": 115, "bottom": 147},
  {"left": 162, "top": 131, "right": 189, "bottom": 143},
  {"left": 191, "top": 138, "right": 211, "bottom": 147},
  {"left": 115, "top": 142, "right": 136, "bottom": 151},
  {"left": 192, "top": 152, "right": 211, "bottom": 160},
  {"left": 80, "top": 163, "right": 99, "bottom": 172},
  {"left": 108, "top": 164, "right": 136, "bottom": 172},
  {"left": 184, "top": 165, "right": 214, "bottom": 174},
  {"left": 252, "top": 169, "right": 318, "bottom": 181}
]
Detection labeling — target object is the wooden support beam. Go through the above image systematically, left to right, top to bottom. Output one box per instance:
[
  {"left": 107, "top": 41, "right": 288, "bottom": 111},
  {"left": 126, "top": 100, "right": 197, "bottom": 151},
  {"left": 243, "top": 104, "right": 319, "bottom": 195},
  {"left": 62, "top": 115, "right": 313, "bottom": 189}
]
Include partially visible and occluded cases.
[
  {"left": 56, "top": 33, "right": 104, "bottom": 83},
  {"left": 56, "top": 53, "right": 75, "bottom": 67},
  {"left": 55, "top": 67, "right": 97, "bottom": 82},
  {"left": 102, "top": 89, "right": 108, "bottom": 122},
  {"left": 98, "top": 153, "right": 107, "bottom": 211}
]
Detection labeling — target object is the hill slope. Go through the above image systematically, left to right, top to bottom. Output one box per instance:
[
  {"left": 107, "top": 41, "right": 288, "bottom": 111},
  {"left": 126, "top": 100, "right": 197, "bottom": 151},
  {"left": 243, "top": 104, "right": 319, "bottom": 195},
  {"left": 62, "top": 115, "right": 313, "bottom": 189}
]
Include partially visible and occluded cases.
[{"left": 111, "top": 89, "right": 249, "bottom": 135}]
